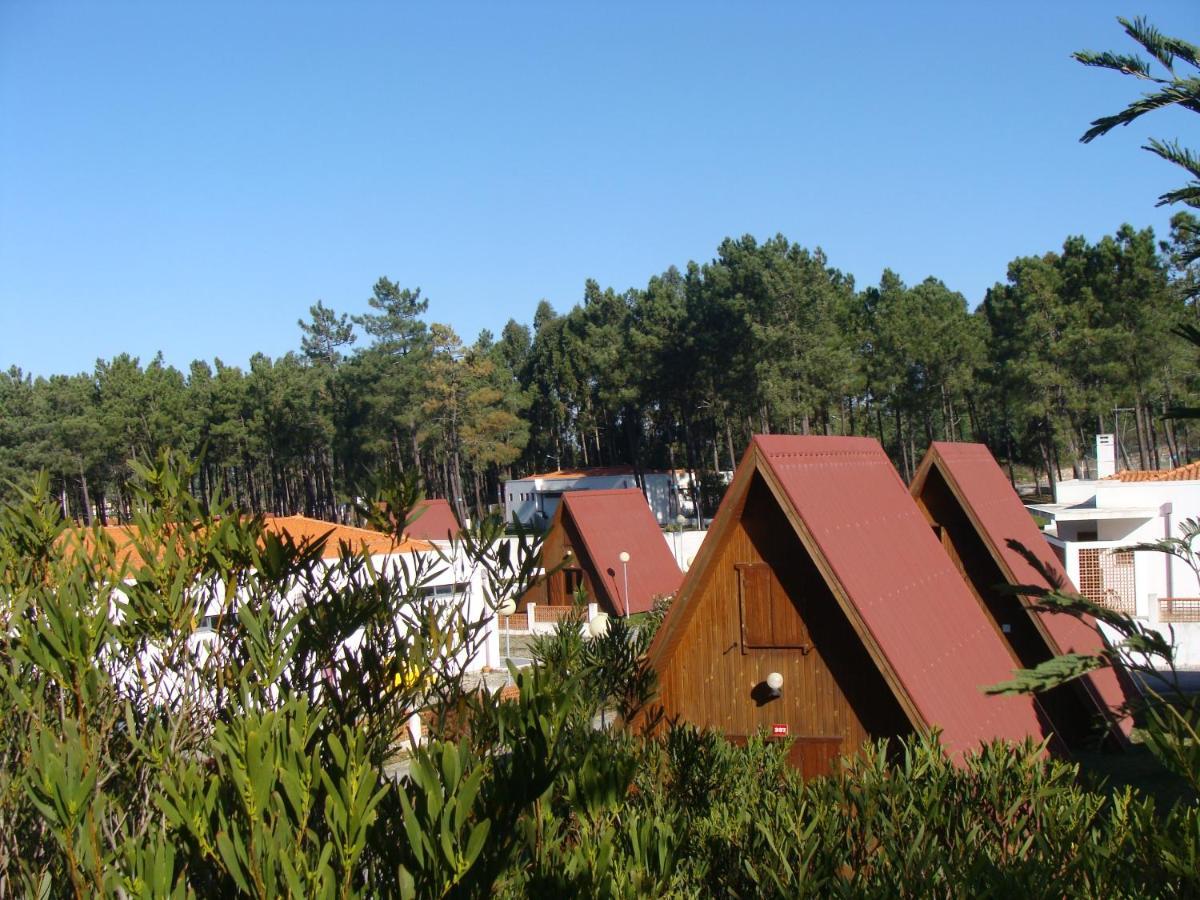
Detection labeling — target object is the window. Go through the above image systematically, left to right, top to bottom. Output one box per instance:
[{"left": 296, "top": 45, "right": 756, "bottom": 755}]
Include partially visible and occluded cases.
[
  {"left": 737, "top": 563, "right": 808, "bottom": 651},
  {"left": 563, "top": 568, "right": 584, "bottom": 598},
  {"left": 418, "top": 582, "right": 469, "bottom": 600}
]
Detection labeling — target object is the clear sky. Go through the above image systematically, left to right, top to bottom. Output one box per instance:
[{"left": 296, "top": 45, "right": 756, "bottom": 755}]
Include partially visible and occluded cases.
[{"left": 1, "top": 2, "right": 1197, "bottom": 377}]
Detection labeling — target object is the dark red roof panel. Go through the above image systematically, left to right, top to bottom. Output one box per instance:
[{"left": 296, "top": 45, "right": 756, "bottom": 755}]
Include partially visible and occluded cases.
[
  {"left": 752, "top": 435, "right": 1044, "bottom": 757},
  {"left": 922, "top": 441, "right": 1132, "bottom": 734},
  {"left": 562, "top": 488, "right": 683, "bottom": 615},
  {"left": 404, "top": 499, "right": 461, "bottom": 542}
]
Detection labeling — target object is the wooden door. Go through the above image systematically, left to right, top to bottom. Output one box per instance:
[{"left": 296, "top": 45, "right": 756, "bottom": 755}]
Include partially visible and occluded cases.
[
  {"left": 728, "top": 734, "right": 844, "bottom": 779},
  {"left": 785, "top": 737, "right": 844, "bottom": 779}
]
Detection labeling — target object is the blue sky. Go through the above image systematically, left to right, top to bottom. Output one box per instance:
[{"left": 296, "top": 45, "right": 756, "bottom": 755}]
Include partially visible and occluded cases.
[{"left": 1, "top": 2, "right": 1196, "bottom": 377}]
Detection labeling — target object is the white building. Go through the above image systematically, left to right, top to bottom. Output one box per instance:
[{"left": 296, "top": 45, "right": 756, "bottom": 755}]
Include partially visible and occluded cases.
[
  {"left": 1030, "top": 438, "right": 1200, "bottom": 668},
  {"left": 504, "top": 467, "right": 678, "bottom": 528},
  {"left": 104, "top": 516, "right": 503, "bottom": 689}
]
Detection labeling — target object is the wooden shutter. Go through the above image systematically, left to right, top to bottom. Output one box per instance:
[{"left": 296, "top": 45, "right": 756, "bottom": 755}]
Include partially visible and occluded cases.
[
  {"left": 738, "top": 562, "right": 810, "bottom": 650},
  {"left": 738, "top": 564, "right": 774, "bottom": 649}
]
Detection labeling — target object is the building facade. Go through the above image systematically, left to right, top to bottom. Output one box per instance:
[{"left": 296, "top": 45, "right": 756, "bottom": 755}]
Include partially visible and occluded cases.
[{"left": 504, "top": 467, "right": 677, "bottom": 527}]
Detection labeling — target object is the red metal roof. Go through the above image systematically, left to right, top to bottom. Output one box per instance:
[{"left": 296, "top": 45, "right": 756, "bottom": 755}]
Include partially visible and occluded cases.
[
  {"left": 748, "top": 435, "right": 1044, "bottom": 757},
  {"left": 916, "top": 442, "right": 1133, "bottom": 736},
  {"left": 561, "top": 488, "right": 683, "bottom": 615},
  {"left": 403, "top": 499, "right": 461, "bottom": 542}
]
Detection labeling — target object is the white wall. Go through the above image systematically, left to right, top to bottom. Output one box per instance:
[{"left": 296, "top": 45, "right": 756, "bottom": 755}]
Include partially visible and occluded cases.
[
  {"left": 503, "top": 473, "right": 677, "bottom": 527},
  {"left": 1093, "top": 479, "right": 1200, "bottom": 515},
  {"left": 1054, "top": 480, "right": 1100, "bottom": 506},
  {"left": 666, "top": 529, "right": 708, "bottom": 572},
  {"left": 1058, "top": 536, "right": 1200, "bottom": 669}
]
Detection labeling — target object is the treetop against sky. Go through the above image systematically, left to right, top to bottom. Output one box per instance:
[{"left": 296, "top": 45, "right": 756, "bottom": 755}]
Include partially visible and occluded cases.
[{"left": 0, "top": 1, "right": 1194, "bottom": 376}]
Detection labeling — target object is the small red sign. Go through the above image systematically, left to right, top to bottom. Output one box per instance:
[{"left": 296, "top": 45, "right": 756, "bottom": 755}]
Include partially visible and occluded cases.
[{"left": 771, "top": 723, "right": 789, "bottom": 737}]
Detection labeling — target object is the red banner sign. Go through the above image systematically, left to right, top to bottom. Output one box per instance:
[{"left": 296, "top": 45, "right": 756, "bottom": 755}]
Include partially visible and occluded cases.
[{"left": 771, "top": 723, "right": 789, "bottom": 737}]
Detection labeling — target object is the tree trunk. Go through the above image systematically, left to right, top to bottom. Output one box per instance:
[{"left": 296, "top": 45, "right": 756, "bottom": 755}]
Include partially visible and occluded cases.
[
  {"left": 1164, "top": 396, "right": 1181, "bottom": 468},
  {"left": 1133, "top": 401, "right": 1149, "bottom": 470},
  {"left": 1146, "top": 404, "right": 1162, "bottom": 470},
  {"left": 1004, "top": 426, "right": 1016, "bottom": 489},
  {"left": 1067, "top": 429, "right": 1083, "bottom": 480},
  {"left": 411, "top": 431, "right": 423, "bottom": 479},
  {"left": 1040, "top": 439, "right": 1057, "bottom": 497},
  {"left": 451, "top": 451, "right": 467, "bottom": 526},
  {"left": 79, "top": 462, "right": 93, "bottom": 527}
]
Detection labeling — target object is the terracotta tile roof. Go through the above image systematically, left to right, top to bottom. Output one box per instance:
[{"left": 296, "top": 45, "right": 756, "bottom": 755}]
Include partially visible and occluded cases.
[
  {"left": 915, "top": 442, "right": 1133, "bottom": 739},
  {"left": 1110, "top": 460, "right": 1200, "bottom": 481},
  {"left": 520, "top": 466, "right": 665, "bottom": 481},
  {"left": 561, "top": 488, "right": 682, "bottom": 615},
  {"left": 402, "top": 499, "right": 461, "bottom": 542},
  {"left": 72, "top": 516, "right": 431, "bottom": 568},
  {"left": 262, "top": 516, "right": 432, "bottom": 557},
  {"left": 496, "top": 682, "right": 521, "bottom": 702}
]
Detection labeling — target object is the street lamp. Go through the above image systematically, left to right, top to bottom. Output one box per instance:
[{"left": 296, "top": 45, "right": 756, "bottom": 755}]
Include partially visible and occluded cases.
[
  {"left": 674, "top": 513, "right": 686, "bottom": 565},
  {"left": 618, "top": 550, "right": 630, "bottom": 617},
  {"left": 497, "top": 597, "right": 516, "bottom": 661}
]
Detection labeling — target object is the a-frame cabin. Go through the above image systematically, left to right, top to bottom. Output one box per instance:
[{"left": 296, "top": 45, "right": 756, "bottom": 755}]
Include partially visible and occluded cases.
[
  {"left": 644, "top": 436, "right": 1046, "bottom": 778},
  {"left": 910, "top": 442, "right": 1133, "bottom": 748},
  {"left": 521, "top": 489, "right": 683, "bottom": 616},
  {"left": 403, "top": 498, "right": 462, "bottom": 543}
]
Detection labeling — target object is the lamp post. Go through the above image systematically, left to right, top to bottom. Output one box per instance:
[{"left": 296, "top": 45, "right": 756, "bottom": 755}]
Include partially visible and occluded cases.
[
  {"left": 674, "top": 513, "right": 686, "bottom": 565},
  {"left": 618, "top": 550, "right": 630, "bottom": 617},
  {"left": 498, "top": 597, "right": 516, "bottom": 661}
]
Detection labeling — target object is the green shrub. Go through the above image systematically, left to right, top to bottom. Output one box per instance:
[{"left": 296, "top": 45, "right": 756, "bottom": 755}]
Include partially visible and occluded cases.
[{"left": 1, "top": 455, "right": 1196, "bottom": 897}]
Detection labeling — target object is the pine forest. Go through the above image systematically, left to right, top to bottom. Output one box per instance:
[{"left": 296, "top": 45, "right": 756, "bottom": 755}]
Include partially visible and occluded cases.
[{"left": 3, "top": 219, "right": 1198, "bottom": 525}]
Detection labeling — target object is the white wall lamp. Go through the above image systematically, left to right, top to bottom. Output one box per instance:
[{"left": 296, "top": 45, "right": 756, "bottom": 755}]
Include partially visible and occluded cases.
[
  {"left": 587, "top": 611, "right": 610, "bottom": 640},
  {"left": 765, "top": 671, "right": 784, "bottom": 700}
]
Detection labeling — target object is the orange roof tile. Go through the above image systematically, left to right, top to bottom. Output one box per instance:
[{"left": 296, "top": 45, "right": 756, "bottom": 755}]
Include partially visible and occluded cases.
[
  {"left": 1110, "top": 460, "right": 1200, "bottom": 482},
  {"left": 520, "top": 466, "right": 668, "bottom": 481},
  {"left": 262, "top": 515, "right": 433, "bottom": 557},
  {"left": 68, "top": 516, "right": 431, "bottom": 569}
]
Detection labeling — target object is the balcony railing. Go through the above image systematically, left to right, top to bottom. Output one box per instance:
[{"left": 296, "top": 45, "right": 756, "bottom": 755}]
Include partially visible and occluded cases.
[{"left": 1159, "top": 597, "right": 1200, "bottom": 623}]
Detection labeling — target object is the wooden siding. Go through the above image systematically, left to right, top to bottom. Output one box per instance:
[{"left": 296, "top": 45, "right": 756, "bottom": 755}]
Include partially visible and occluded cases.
[
  {"left": 914, "top": 465, "right": 1098, "bottom": 748},
  {"left": 655, "top": 474, "right": 912, "bottom": 774},
  {"left": 518, "top": 511, "right": 616, "bottom": 613}
]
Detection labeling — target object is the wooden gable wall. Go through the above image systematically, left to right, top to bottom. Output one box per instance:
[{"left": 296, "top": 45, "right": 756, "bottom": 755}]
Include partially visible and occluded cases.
[
  {"left": 914, "top": 464, "right": 1100, "bottom": 748},
  {"left": 655, "top": 473, "right": 912, "bottom": 773},
  {"left": 518, "top": 508, "right": 612, "bottom": 612},
  {"left": 558, "top": 511, "right": 615, "bottom": 612}
]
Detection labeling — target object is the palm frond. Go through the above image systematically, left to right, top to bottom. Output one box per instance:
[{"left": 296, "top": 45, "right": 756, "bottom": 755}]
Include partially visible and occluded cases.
[
  {"left": 1121, "top": 16, "right": 1178, "bottom": 73},
  {"left": 1072, "top": 49, "right": 1155, "bottom": 79},
  {"left": 1082, "top": 84, "right": 1200, "bottom": 142}
]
